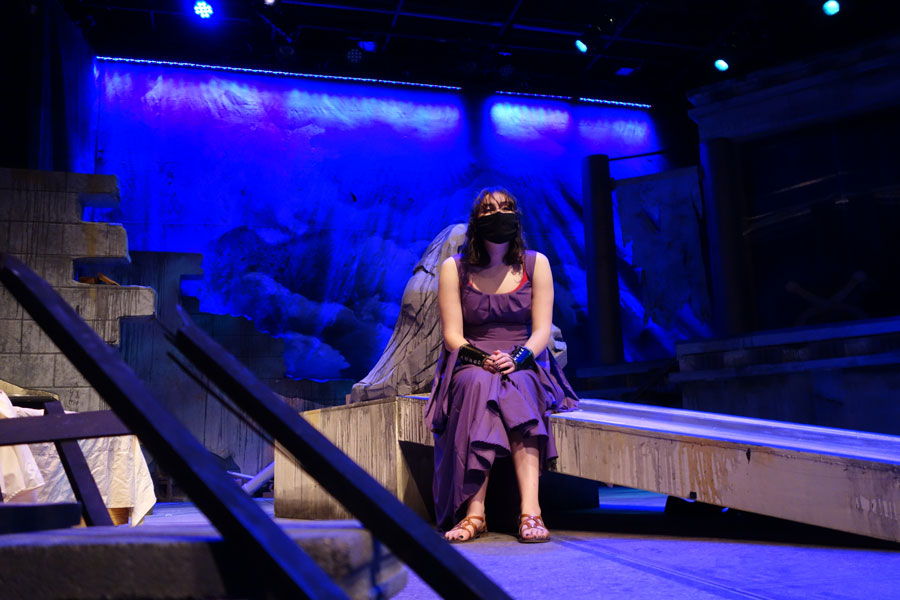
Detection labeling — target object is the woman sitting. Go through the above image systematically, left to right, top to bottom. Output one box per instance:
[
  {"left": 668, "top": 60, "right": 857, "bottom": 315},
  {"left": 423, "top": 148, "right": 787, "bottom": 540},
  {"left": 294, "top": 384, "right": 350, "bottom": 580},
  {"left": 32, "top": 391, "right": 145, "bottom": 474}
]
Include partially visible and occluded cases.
[{"left": 424, "top": 187, "right": 578, "bottom": 544}]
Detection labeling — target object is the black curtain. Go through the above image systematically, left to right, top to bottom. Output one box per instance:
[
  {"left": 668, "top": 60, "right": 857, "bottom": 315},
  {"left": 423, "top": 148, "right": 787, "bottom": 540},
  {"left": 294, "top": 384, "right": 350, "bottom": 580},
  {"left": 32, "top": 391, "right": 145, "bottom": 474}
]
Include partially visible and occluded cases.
[{"left": 0, "top": 0, "right": 96, "bottom": 171}]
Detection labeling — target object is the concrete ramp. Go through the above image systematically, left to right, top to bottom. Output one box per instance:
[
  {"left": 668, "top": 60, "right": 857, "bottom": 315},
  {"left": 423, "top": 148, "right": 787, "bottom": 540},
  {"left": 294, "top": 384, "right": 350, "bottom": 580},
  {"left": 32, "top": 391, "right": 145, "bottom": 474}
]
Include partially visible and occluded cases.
[{"left": 275, "top": 396, "right": 900, "bottom": 543}]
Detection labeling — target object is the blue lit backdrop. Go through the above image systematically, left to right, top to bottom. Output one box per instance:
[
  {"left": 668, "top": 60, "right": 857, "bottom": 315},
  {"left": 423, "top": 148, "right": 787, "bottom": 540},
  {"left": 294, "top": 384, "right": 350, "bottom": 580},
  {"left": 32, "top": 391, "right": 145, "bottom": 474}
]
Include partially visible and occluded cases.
[{"left": 90, "top": 60, "right": 690, "bottom": 379}]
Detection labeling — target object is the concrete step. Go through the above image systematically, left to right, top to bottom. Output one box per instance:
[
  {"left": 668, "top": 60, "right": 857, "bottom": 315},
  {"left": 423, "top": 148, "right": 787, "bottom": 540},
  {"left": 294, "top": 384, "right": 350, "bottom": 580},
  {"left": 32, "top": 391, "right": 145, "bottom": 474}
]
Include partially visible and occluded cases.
[{"left": 0, "top": 519, "right": 407, "bottom": 599}]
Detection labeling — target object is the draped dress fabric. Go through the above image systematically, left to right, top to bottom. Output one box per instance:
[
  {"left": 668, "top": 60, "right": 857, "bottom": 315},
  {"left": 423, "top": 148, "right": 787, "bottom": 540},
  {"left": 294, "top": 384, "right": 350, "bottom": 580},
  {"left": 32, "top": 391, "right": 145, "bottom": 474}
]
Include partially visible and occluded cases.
[{"left": 424, "top": 250, "right": 579, "bottom": 529}]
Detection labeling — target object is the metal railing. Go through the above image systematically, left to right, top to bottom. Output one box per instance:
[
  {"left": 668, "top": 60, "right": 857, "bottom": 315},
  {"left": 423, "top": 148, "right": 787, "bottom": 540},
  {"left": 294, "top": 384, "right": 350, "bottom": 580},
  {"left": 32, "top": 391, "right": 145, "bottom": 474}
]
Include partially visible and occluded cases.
[{"left": 0, "top": 252, "right": 510, "bottom": 599}]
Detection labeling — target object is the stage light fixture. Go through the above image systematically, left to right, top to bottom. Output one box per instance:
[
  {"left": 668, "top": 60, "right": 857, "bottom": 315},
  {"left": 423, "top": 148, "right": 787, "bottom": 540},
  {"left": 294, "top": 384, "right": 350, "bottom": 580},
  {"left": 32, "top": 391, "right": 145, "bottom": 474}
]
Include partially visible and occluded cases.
[
  {"left": 264, "top": 0, "right": 277, "bottom": 5},
  {"left": 193, "top": 1, "right": 213, "bottom": 19},
  {"left": 822, "top": 1, "right": 840, "bottom": 16},
  {"left": 575, "top": 39, "right": 588, "bottom": 53},
  {"left": 358, "top": 40, "right": 377, "bottom": 53},
  {"left": 347, "top": 48, "right": 363, "bottom": 63},
  {"left": 714, "top": 59, "right": 729, "bottom": 72}
]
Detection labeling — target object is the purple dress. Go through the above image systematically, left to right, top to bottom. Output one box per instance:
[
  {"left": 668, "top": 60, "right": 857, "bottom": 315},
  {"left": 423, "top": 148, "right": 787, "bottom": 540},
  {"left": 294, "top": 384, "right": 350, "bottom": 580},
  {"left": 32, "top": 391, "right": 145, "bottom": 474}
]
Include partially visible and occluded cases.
[{"left": 424, "top": 250, "right": 579, "bottom": 529}]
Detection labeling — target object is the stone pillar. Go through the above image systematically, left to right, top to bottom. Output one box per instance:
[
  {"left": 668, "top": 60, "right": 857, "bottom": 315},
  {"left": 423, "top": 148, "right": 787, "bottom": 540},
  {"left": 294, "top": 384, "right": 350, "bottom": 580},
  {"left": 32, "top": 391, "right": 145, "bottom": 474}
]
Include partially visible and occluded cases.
[
  {"left": 699, "top": 138, "right": 754, "bottom": 336},
  {"left": 582, "top": 154, "right": 624, "bottom": 364}
]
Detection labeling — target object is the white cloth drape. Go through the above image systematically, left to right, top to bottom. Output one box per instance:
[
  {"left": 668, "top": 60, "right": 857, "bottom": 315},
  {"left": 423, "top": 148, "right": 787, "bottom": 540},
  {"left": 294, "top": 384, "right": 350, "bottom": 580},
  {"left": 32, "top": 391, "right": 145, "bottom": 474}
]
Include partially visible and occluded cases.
[
  {"left": 0, "top": 390, "right": 156, "bottom": 525},
  {"left": 0, "top": 390, "right": 45, "bottom": 501}
]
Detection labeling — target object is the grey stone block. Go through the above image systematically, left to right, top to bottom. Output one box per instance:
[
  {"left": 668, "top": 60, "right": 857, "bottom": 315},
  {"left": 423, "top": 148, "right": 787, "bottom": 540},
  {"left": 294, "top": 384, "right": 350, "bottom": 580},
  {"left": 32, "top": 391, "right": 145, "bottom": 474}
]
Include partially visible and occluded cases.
[
  {"left": 6, "top": 168, "right": 67, "bottom": 191},
  {"left": 68, "top": 171, "right": 120, "bottom": 199},
  {"left": 2, "top": 192, "right": 82, "bottom": 224},
  {"left": 0, "top": 219, "right": 9, "bottom": 249},
  {"left": 7, "top": 222, "right": 65, "bottom": 256},
  {"left": 61, "top": 223, "right": 96, "bottom": 257},
  {"left": 63, "top": 223, "right": 118, "bottom": 258},
  {"left": 106, "top": 224, "right": 129, "bottom": 258},
  {"left": 28, "top": 256, "right": 75, "bottom": 285},
  {"left": 58, "top": 287, "right": 96, "bottom": 320},
  {"left": 0, "top": 288, "right": 24, "bottom": 318},
  {"left": 0, "top": 319, "right": 23, "bottom": 353},
  {"left": 94, "top": 319, "right": 121, "bottom": 345},
  {"left": 20, "top": 320, "right": 58, "bottom": 354},
  {"left": 0, "top": 353, "right": 56, "bottom": 388},
  {"left": 53, "top": 354, "right": 89, "bottom": 388},
  {"left": 54, "top": 386, "right": 97, "bottom": 412},
  {"left": 87, "top": 387, "right": 109, "bottom": 411}
]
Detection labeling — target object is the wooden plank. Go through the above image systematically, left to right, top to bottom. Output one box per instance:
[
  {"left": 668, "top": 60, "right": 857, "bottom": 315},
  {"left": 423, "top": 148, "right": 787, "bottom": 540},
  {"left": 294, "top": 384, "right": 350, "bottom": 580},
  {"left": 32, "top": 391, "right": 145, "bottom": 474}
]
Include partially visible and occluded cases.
[
  {"left": 177, "top": 315, "right": 512, "bottom": 600},
  {"left": 677, "top": 315, "right": 900, "bottom": 355},
  {"left": 670, "top": 351, "right": 900, "bottom": 382},
  {"left": 576, "top": 358, "right": 674, "bottom": 379},
  {"left": 278, "top": 395, "right": 900, "bottom": 543},
  {"left": 275, "top": 399, "right": 400, "bottom": 520},
  {"left": 551, "top": 416, "right": 900, "bottom": 542}
]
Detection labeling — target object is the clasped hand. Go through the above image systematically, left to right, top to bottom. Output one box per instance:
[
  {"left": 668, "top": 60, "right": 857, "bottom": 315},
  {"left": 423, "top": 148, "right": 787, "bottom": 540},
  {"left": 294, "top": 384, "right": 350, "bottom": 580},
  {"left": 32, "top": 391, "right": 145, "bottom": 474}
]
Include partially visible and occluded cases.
[{"left": 483, "top": 350, "right": 514, "bottom": 374}]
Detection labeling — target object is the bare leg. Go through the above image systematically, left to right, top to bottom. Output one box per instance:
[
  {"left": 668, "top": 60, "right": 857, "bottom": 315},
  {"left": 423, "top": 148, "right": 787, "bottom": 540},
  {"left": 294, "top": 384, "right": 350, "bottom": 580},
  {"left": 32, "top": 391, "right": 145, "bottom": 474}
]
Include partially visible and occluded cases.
[
  {"left": 510, "top": 432, "right": 548, "bottom": 541},
  {"left": 444, "top": 472, "right": 489, "bottom": 542}
]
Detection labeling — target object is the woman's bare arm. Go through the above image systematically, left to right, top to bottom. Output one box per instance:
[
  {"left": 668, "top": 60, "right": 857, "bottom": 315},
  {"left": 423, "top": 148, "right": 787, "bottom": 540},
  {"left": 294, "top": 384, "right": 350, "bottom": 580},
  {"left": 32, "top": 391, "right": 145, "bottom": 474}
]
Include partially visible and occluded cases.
[
  {"left": 525, "top": 252, "right": 554, "bottom": 357},
  {"left": 438, "top": 256, "right": 468, "bottom": 352}
]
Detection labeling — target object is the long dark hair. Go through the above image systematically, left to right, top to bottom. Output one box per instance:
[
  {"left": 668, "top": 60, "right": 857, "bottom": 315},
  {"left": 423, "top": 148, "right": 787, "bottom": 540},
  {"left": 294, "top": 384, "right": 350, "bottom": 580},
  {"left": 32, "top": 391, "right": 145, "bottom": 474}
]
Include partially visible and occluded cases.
[{"left": 461, "top": 187, "right": 526, "bottom": 268}]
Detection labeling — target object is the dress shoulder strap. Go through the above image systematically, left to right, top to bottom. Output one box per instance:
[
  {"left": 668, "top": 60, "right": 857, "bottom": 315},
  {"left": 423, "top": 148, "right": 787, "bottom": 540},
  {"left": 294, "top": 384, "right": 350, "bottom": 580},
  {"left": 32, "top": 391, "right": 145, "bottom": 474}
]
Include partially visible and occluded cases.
[{"left": 524, "top": 250, "right": 537, "bottom": 280}]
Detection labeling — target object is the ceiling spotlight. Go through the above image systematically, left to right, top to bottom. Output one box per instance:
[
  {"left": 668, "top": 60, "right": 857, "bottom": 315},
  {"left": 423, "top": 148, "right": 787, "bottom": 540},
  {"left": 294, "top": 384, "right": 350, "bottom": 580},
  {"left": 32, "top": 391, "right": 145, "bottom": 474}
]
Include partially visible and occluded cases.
[
  {"left": 264, "top": 0, "right": 278, "bottom": 5},
  {"left": 193, "top": 1, "right": 213, "bottom": 19},
  {"left": 822, "top": 1, "right": 840, "bottom": 16},
  {"left": 575, "top": 39, "right": 588, "bottom": 53},
  {"left": 358, "top": 40, "right": 377, "bottom": 53},
  {"left": 347, "top": 48, "right": 363, "bottom": 63},
  {"left": 714, "top": 59, "right": 729, "bottom": 72},
  {"left": 615, "top": 66, "right": 635, "bottom": 77}
]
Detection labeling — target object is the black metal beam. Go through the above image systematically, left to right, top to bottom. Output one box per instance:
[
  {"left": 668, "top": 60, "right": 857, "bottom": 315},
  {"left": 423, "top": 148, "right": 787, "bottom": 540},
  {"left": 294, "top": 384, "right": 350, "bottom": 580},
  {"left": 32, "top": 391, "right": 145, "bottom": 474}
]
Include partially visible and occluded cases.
[
  {"left": 0, "top": 253, "right": 346, "bottom": 600},
  {"left": 173, "top": 306, "right": 513, "bottom": 600},
  {"left": 43, "top": 401, "right": 114, "bottom": 526},
  {"left": 0, "top": 410, "right": 130, "bottom": 445}
]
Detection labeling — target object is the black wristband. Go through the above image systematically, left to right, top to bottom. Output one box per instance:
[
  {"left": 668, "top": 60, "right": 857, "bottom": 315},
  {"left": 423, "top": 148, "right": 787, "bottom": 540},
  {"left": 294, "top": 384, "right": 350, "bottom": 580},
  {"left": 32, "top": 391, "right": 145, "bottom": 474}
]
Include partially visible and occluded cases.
[
  {"left": 458, "top": 343, "right": 490, "bottom": 367},
  {"left": 510, "top": 345, "right": 535, "bottom": 371}
]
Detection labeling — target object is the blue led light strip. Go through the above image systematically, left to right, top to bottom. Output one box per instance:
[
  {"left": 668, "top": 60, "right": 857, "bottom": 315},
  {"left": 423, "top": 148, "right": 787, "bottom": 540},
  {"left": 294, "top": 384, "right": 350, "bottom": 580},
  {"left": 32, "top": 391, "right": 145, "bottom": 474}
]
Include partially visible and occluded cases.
[
  {"left": 95, "top": 56, "right": 462, "bottom": 91},
  {"left": 94, "top": 57, "right": 651, "bottom": 106},
  {"left": 495, "top": 89, "right": 651, "bottom": 109},
  {"left": 495, "top": 90, "right": 571, "bottom": 101},
  {"left": 578, "top": 97, "right": 652, "bottom": 109}
]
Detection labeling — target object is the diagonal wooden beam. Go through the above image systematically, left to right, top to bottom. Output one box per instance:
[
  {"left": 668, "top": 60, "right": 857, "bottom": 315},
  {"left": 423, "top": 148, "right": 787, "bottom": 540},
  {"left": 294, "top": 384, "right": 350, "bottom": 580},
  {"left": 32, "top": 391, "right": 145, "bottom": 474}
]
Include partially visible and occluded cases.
[{"left": 173, "top": 307, "right": 512, "bottom": 600}]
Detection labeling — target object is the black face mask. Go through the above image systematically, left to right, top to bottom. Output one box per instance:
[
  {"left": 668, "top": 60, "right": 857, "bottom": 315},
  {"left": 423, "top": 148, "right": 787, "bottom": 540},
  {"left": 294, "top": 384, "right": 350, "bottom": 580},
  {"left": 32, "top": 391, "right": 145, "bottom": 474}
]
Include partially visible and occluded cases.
[{"left": 475, "top": 212, "right": 519, "bottom": 243}]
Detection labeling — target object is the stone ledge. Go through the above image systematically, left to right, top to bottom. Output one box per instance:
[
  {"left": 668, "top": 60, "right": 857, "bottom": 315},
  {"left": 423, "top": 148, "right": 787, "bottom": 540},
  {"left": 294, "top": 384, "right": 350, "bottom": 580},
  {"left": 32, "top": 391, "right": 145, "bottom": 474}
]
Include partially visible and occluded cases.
[
  {"left": 0, "top": 168, "right": 119, "bottom": 200},
  {"left": 4, "top": 222, "right": 129, "bottom": 259},
  {"left": 0, "top": 521, "right": 406, "bottom": 600}
]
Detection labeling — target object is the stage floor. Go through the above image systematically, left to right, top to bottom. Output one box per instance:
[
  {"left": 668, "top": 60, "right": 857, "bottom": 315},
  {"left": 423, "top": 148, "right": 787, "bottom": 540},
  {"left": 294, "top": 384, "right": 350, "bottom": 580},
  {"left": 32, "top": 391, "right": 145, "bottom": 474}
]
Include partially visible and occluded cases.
[
  {"left": 393, "top": 487, "right": 900, "bottom": 600},
  {"left": 144, "top": 488, "right": 900, "bottom": 600}
]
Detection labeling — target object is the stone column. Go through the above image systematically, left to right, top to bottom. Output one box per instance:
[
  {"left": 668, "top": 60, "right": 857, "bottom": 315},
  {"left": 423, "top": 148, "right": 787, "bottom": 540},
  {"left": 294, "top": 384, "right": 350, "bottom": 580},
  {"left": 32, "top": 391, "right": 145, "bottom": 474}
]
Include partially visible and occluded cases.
[
  {"left": 699, "top": 138, "right": 754, "bottom": 336},
  {"left": 582, "top": 154, "right": 624, "bottom": 364}
]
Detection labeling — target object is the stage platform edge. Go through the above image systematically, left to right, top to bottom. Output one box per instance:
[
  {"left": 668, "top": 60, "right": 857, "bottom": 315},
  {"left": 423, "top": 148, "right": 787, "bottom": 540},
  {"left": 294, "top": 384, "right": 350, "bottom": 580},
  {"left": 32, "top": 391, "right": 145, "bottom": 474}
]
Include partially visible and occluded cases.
[{"left": 274, "top": 395, "right": 900, "bottom": 543}]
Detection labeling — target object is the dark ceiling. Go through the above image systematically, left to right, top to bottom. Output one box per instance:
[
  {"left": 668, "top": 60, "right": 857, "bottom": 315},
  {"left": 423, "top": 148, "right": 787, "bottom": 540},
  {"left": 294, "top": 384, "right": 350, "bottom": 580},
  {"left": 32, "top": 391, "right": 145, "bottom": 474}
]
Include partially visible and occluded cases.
[{"left": 59, "top": 0, "right": 900, "bottom": 105}]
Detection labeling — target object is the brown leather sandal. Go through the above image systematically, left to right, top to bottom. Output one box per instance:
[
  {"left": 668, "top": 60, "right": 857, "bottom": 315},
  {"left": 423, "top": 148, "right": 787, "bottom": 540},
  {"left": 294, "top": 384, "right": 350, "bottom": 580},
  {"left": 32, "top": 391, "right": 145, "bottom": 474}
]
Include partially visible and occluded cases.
[
  {"left": 517, "top": 514, "right": 551, "bottom": 544},
  {"left": 445, "top": 515, "right": 487, "bottom": 543}
]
